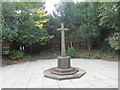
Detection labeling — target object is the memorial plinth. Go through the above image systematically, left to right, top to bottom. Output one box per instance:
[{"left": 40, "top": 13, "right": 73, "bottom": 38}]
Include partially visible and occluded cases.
[
  {"left": 44, "top": 23, "right": 85, "bottom": 80},
  {"left": 58, "top": 56, "right": 70, "bottom": 69},
  {"left": 44, "top": 67, "right": 85, "bottom": 80}
]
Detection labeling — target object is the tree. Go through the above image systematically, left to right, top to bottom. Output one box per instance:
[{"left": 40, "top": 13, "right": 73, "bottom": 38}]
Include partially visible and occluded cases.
[
  {"left": 53, "top": 1, "right": 76, "bottom": 47},
  {"left": 55, "top": 1, "right": 75, "bottom": 28},
  {"left": 2, "top": 2, "right": 53, "bottom": 52},
  {"left": 2, "top": 2, "right": 18, "bottom": 41},
  {"left": 52, "top": 2, "right": 119, "bottom": 51},
  {"left": 73, "top": 2, "right": 101, "bottom": 50},
  {"left": 98, "top": 2, "right": 119, "bottom": 50},
  {"left": 99, "top": 2, "right": 119, "bottom": 31},
  {"left": 17, "top": 8, "right": 51, "bottom": 45},
  {"left": 106, "top": 32, "right": 120, "bottom": 50}
]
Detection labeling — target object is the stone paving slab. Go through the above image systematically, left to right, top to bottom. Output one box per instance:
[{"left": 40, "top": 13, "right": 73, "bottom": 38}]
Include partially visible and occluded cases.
[{"left": 0, "top": 59, "right": 118, "bottom": 88}]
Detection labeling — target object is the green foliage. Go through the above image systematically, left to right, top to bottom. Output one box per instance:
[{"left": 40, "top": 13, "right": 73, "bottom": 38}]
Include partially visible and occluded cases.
[
  {"left": 2, "top": 2, "right": 52, "bottom": 46},
  {"left": 2, "top": 2, "right": 18, "bottom": 41},
  {"left": 2, "top": 2, "right": 119, "bottom": 57},
  {"left": 52, "top": 2, "right": 76, "bottom": 37},
  {"left": 53, "top": 2, "right": 119, "bottom": 51},
  {"left": 54, "top": 2, "right": 101, "bottom": 50},
  {"left": 55, "top": 2, "right": 75, "bottom": 28},
  {"left": 74, "top": 2, "right": 100, "bottom": 39},
  {"left": 99, "top": 2, "right": 119, "bottom": 30},
  {"left": 45, "top": 15, "right": 61, "bottom": 38},
  {"left": 106, "top": 33, "right": 120, "bottom": 50},
  {"left": 99, "top": 42, "right": 118, "bottom": 58},
  {"left": 101, "top": 42, "right": 115, "bottom": 52},
  {"left": 67, "top": 47, "right": 76, "bottom": 58},
  {"left": 2, "top": 48, "right": 10, "bottom": 54},
  {"left": 9, "top": 50, "right": 24, "bottom": 60},
  {"left": 39, "top": 50, "right": 49, "bottom": 56},
  {"left": 39, "top": 50, "right": 60, "bottom": 57},
  {"left": 77, "top": 50, "right": 117, "bottom": 59},
  {"left": 79, "top": 50, "right": 93, "bottom": 59},
  {"left": 53, "top": 53, "right": 59, "bottom": 57},
  {"left": 94, "top": 53, "right": 102, "bottom": 59},
  {"left": 103, "top": 53, "right": 115, "bottom": 59},
  {"left": 79, "top": 54, "right": 86, "bottom": 59},
  {"left": 24, "top": 55, "right": 32, "bottom": 61}
]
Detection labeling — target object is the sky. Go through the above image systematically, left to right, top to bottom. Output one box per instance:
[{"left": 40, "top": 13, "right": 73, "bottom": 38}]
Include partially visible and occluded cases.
[
  {"left": 44, "top": 0, "right": 84, "bottom": 14},
  {"left": 45, "top": 0, "right": 60, "bottom": 14}
]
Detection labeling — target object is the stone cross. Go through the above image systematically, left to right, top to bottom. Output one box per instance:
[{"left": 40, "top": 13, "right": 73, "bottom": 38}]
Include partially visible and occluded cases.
[
  {"left": 44, "top": 23, "right": 86, "bottom": 80},
  {"left": 57, "top": 23, "right": 68, "bottom": 56}
]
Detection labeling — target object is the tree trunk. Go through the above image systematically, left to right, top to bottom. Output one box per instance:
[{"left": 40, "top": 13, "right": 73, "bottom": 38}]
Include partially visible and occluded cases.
[
  {"left": 68, "top": 30, "right": 70, "bottom": 48},
  {"left": 88, "top": 39, "right": 91, "bottom": 50},
  {"left": 70, "top": 42, "right": 73, "bottom": 48},
  {"left": 30, "top": 44, "right": 32, "bottom": 54}
]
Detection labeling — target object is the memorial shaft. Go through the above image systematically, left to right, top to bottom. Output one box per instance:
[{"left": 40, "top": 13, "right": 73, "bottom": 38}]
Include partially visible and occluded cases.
[
  {"left": 57, "top": 23, "right": 68, "bottom": 56},
  {"left": 61, "top": 25, "right": 66, "bottom": 56}
]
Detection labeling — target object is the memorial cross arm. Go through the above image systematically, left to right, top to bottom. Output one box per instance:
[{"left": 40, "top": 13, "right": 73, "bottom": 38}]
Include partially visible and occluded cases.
[{"left": 57, "top": 23, "right": 68, "bottom": 31}]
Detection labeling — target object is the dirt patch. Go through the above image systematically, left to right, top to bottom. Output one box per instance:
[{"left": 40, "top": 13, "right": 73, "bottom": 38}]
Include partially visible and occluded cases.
[
  {"left": 1, "top": 50, "right": 119, "bottom": 66},
  {"left": 2, "top": 54, "right": 58, "bottom": 66}
]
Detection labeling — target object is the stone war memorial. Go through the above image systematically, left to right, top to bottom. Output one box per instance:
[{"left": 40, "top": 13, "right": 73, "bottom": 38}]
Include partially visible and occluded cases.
[
  {"left": 2, "top": 2, "right": 118, "bottom": 88},
  {"left": 44, "top": 23, "right": 86, "bottom": 80}
]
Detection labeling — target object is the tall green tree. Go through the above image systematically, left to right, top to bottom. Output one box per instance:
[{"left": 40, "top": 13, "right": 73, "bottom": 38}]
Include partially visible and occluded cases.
[
  {"left": 53, "top": 1, "right": 76, "bottom": 47},
  {"left": 55, "top": 1, "right": 75, "bottom": 28},
  {"left": 2, "top": 2, "right": 53, "bottom": 52},
  {"left": 2, "top": 2, "right": 18, "bottom": 41},
  {"left": 52, "top": 2, "right": 119, "bottom": 51},
  {"left": 74, "top": 2, "right": 101, "bottom": 50},
  {"left": 98, "top": 2, "right": 119, "bottom": 51},
  {"left": 99, "top": 2, "right": 119, "bottom": 30},
  {"left": 45, "top": 15, "right": 60, "bottom": 38}
]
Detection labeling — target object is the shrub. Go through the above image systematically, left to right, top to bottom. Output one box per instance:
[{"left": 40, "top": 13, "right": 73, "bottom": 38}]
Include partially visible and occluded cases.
[
  {"left": 106, "top": 33, "right": 120, "bottom": 50},
  {"left": 100, "top": 42, "right": 118, "bottom": 58},
  {"left": 100, "top": 42, "right": 116, "bottom": 54},
  {"left": 67, "top": 47, "right": 76, "bottom": 58},
  {"left": 2, "top": 48, "right": 10, "bottom": 55},
  {"left": 49, "top": 49, "right": 55, "bottom": 52},
  {"left": 9, "top": 50, "right": 24, "bottom": 60},
  {"left": 39, "top": 51, "right": 48, "bottom": 56},
  {"left": 53, "top": 53, "right": 58, "bottom": 57},
  {"left": 94, "top": 53, "right": 101, "bottom": 59},
  {"left": 103, "top": 53, "right": 116, "bottom": 59},
  {"left": 79, "top": 54, "right": 86, "bottom": 58},
  {"left": 24, "top": 55, "right": 32, "bottom": 61}
]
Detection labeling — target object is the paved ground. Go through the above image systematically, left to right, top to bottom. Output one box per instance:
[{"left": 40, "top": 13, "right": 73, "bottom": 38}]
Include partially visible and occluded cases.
[{"left": 1, "top": 59, "right": 118, "bottom": 88}]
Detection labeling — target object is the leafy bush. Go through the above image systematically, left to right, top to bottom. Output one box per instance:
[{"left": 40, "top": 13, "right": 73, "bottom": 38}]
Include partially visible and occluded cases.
[
  {"left": 106, "top": 33, "right": 120, "bottom": 50},
  {"left": 100, "top": 42, "right": 116, "bottom": 54},
  {"left": 67, "top": 47, "right": 76, "bottom": 58},
  {"left": 2, "top": 48, "right": 10, "bottom": 55},
  {"left": 49, "top": 49, "right": 55, "bottom": 52},
  {"left": 9, "top": 50, "right": 24, "bottom": 60},
  {"left": 39, "top": 50, "right": 49, "bottom": 56},
  {"left": 53, "top": 53, "right": 58, "bottom": 57},
  {"left": 94, "top": 53, "right": 101, "bottom": 59},
  {"left": 103, "top": 53, "right": 116, "bottom": 59},
  {"left": 79, "top": 54, "right": 86, "bottom": 58},
  {"left": 24, "top": 55, "right": 32, "bottom": 61}
]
